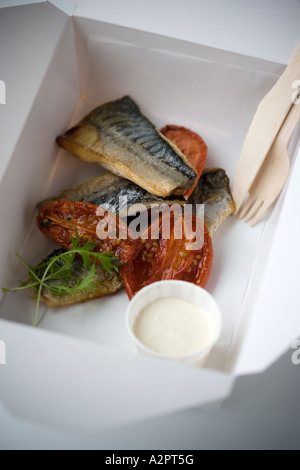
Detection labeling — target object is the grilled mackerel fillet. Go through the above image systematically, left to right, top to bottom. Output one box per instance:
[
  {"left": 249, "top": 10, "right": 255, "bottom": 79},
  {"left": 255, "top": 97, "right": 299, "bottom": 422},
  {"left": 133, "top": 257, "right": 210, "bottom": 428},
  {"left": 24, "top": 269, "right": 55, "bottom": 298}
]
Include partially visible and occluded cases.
[
  {"left": 56, "top": 96, "right": 197, "bottom": 198},
  {"left": 189, "top": 168, "right": 236, "bottom": 238},
  {"left": 38, "top": 171, "right": 185, "bottom": 218}
]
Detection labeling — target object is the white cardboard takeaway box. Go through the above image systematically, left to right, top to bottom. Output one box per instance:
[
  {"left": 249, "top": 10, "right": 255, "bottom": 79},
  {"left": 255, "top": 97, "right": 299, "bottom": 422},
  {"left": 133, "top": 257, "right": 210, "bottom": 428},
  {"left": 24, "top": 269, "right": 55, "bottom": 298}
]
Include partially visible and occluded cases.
[{"left": 0, "top": 2, "right": 300, "bottom": 433}]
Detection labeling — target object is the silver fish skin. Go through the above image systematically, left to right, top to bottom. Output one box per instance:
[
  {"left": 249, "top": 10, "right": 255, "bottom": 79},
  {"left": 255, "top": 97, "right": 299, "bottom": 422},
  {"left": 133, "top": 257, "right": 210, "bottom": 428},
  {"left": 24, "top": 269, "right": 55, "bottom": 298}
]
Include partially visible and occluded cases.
[
  {"left": 56, "top": 96, "right": 197, "bottom": 198},
  {"left": 189, "top": 168, "right": 236, "bottom": 238},
  {"left": 38, "top": 171, "right": 185, "bottom": 218}
]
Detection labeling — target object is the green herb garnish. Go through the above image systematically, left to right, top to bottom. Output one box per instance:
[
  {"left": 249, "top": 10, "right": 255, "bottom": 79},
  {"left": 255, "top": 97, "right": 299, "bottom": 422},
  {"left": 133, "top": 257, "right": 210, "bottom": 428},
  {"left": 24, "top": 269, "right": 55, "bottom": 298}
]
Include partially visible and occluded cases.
[{"left": 2, "top": 230, "right": 120, "bottom": 327}]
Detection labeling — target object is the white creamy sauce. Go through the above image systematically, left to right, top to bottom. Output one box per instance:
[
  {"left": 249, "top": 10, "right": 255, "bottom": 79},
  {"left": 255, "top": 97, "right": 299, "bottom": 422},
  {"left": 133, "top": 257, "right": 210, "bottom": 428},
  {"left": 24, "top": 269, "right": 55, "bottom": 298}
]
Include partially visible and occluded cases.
[{"left": 133, "top": 298, "right": 214, "bottom": 357}]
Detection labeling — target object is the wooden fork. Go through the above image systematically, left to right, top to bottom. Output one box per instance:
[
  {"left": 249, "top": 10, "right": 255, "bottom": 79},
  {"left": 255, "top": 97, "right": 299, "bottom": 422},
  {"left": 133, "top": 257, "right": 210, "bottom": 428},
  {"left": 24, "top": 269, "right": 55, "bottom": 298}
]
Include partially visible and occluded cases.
[
  {"left": 232, "top": 44, "right": 300, "bottom": 212},
  {"left": 238, "top": 102, "right": 300, "bottom": 226}
]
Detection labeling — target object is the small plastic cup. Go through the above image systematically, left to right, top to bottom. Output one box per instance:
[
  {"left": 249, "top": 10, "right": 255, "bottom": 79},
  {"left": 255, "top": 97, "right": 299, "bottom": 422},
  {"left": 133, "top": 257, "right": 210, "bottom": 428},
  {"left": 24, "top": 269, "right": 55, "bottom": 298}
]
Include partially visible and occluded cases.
[{"left": 126, "top": 280, "right": 222, "bottom": 367}]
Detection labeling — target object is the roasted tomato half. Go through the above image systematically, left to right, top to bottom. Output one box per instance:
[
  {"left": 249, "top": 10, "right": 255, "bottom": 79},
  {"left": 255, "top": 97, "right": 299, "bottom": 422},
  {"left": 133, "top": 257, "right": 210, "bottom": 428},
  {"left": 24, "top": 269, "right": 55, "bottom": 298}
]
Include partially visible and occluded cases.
[
  {"left": 161, "top": 125, "right": 207, "bottom": 199},
  {"left": 37, "top": 199, "right": 136, "bottom": 264},
  {"left": 122, "top": 210, "right": 213, "bottom": 300}
]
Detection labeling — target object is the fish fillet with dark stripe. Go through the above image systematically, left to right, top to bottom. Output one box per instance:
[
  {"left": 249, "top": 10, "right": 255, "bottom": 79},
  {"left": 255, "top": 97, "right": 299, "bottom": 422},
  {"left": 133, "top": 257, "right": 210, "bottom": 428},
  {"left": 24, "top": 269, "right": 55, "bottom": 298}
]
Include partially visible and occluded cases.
[
  {"left": 56, "top": 96, "right": 197, "bottom": 198},
  {"left": 189, "top": 168, "right": 236, "bottom": 238},
  {"left": 38, "top": 172, "right": 186, "bottom": 218}
]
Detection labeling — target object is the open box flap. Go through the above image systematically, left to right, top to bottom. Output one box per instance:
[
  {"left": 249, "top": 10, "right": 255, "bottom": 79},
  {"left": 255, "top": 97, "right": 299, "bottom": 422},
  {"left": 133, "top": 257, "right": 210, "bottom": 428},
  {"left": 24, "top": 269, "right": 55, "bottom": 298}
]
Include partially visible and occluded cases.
[
  {"left": 0, "top": 2, "right": 69, "bottom": 184},
  {"left": 0, "top": 4, "right": 80, "bottom": 302},
  {"left": 0, "top": 319, "right": 233, "bottom": 433}
]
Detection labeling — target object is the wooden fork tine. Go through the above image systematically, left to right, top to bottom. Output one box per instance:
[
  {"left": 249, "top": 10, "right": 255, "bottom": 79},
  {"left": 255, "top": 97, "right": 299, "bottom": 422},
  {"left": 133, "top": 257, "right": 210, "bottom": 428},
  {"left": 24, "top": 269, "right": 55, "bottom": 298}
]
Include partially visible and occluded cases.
[
  {"left": 239, "top": 100, "right": 299, "bottom": 226},
  {"left": 250, "top": 161, "right": 291, "bottom": 226},
  {"left": 238, "top": 192, "right": 256, "bottom": 219},
  {"left": 244, "top": 199, "right": 263, "bottom": 223},
  {"left": 250, "top": 203, "right": 269, "bottom": 226}
]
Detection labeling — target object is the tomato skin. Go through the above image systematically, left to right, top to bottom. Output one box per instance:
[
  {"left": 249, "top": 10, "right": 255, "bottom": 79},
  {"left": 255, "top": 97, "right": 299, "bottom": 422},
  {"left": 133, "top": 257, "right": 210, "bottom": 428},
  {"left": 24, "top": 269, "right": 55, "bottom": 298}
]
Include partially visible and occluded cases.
[
  {"left": 161, "top": 125, "right": 207, "bottom": 199},
  {"left": 37, "top": 199, "right": 136, "bottom": 264},
  {"left": 38, "top": 201, "right": 214, "bottom": 301},
  {"left": 122, "top": 212, "right": 213, "bottom": 300}
]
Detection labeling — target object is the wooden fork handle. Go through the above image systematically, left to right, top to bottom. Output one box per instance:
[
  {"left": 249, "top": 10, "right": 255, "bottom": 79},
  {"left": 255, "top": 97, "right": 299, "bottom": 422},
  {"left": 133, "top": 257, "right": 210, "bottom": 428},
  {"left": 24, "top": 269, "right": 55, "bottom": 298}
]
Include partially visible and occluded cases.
[
  {"left": 233, "top": 44, "right": 300, "bottom": 212},
  {"left": 248, "top": 101, "right": 300, "bottom": 195},
  {"left": 275, "top": 101, "right": 300, "bottom": 145}
]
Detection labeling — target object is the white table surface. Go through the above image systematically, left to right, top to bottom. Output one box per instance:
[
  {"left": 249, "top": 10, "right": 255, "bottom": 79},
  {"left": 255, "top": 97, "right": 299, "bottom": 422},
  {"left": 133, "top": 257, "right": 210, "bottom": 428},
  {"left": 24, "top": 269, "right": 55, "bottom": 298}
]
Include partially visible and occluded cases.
[{"left": 0, "top": 0, "right": 300, "bottom": 450}]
